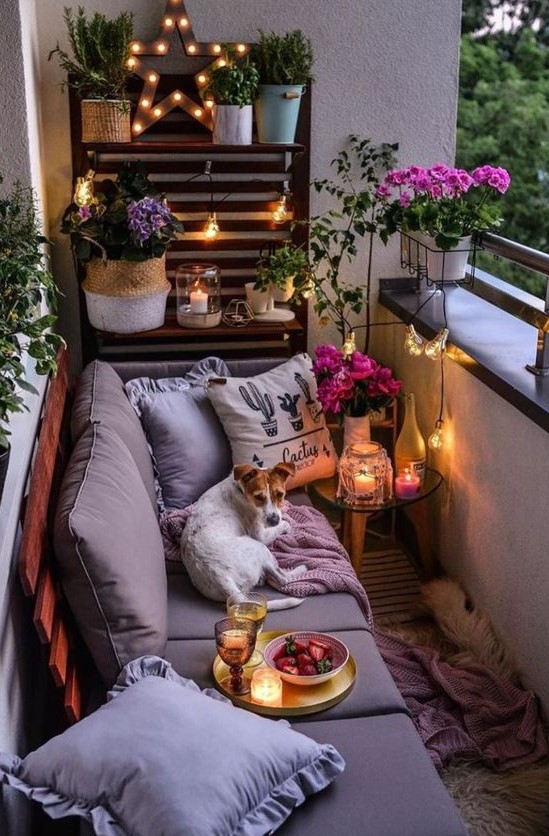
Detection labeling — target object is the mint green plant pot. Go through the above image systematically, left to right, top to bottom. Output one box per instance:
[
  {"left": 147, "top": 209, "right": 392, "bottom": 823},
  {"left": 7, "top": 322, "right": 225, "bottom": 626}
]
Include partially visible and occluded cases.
[{"left": 255, "top": 84, "right": 305, "bottom": 144}]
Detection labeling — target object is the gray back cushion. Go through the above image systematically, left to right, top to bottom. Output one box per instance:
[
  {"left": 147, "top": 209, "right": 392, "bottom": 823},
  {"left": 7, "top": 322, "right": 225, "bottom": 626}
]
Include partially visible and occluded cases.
[
  {"left": 71, "top": 360, "right": 157, "bottom": 510},
  {"left": 54, "top": 423, "right": 168, "bottom": 686}
]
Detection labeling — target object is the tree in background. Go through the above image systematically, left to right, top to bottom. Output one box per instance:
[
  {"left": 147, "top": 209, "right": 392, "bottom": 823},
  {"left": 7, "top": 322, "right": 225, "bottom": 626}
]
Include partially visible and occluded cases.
[{"left": 458, "top": 1, "right": 549, "bottom": 295}]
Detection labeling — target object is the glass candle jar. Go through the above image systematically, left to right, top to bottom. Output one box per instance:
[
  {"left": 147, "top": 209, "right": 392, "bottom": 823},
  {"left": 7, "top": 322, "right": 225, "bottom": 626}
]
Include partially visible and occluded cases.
[
  {"left": 176, "top": 263, "right": 221, "bottom": 329},
  {"left": 337, "top": 441, "right": 393, "bottom": 506}
]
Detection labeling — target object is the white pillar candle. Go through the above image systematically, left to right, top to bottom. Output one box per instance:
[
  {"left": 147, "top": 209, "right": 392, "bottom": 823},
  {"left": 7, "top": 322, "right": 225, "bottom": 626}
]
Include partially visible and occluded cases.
[
  {"left": 190, "top": 288, "right": 208, "bottom": 313},
  {"left": 353, "top": 471, "right": 377, "bottom": 495},
  {"left": 251, "top": 668, "right": 283, "bottom": 706}
]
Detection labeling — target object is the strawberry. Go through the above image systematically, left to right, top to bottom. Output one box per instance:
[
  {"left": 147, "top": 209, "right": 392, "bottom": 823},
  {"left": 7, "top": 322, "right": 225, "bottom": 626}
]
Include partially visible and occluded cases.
[
  {"left": 309, "top": 639, "right": 333, "bottom": 659},
  {"left": 294, "top": 641, "right": 309, "bottom": 655},
  {"left": 308, "top": 642, "right": 325, "bottom": 661},
  {"left": 273, "top": 644, "right": 289, "bottom": 662},
  {"left": 296, "top": 652, "right": 313, "bottom": 667},
  {"left": 275, "top": 655, "right": 296, "bottom": 671},
  {"left": 315, "top": 658, "right": 333, "bottom": 674},
  {"left": 279, "top": 662, "right": 299, "bottom": 676},
  {"left": 298, "top": 663, "right": 317, "bottom": 676}
]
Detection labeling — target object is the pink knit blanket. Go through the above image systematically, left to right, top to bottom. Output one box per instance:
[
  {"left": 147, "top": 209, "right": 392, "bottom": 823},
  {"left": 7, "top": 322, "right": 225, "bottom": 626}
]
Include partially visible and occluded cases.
[
  {"left": 160, "top": 502, "right": 372, "bottom": 626},
  {"left": 374, "top": 630, "right": 548, "bottom": 771}
]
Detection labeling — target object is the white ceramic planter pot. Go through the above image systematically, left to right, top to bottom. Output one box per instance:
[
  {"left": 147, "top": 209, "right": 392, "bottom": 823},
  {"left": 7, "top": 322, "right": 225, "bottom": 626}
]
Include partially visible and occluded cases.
[
  {"left": 212, "top": 105, "right": 253, "bottom": 145},
  {"left": 407, "top": 233, "right": 472, "bottom": 284},
  {"left": 271, "top": 277, "right": 295, "bottom": 303}
]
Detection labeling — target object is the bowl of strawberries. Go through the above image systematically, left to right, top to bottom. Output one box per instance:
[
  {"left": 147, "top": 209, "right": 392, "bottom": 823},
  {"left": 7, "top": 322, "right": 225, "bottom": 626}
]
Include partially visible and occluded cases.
[{"left": 263, "top": 631, "right": 349, "bottom": 686}]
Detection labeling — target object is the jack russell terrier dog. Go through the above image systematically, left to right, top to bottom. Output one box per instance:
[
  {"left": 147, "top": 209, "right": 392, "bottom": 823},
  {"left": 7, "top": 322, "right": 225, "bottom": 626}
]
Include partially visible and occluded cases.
[{"left": 180, "top": 462, "right": 306, "bottom": 609}]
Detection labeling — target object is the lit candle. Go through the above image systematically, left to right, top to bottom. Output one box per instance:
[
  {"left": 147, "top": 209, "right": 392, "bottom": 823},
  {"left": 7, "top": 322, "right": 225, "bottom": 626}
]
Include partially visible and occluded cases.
[
  {"left": 190, "top": 288, "right": 208, "bottom": 313},
  {"left": 394, "top": 467, "right": 421, "bottom": 499},
  {"left": 353, "top": 470, "right": 377, "bottom": 496},
  {"left": 251, "top": 668, "right": 283, "bottom": 706}
]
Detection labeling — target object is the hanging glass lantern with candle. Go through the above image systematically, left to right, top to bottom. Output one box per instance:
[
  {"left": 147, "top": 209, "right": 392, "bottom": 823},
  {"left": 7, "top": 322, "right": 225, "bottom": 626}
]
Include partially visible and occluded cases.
[{"left": 176, "top": 262, "right": 222, "bottom": 329}]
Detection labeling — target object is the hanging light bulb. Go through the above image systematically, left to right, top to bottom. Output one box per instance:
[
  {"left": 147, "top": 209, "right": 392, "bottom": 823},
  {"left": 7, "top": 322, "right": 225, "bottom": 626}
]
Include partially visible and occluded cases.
[
  {"left": 73, "top": 169, "right": 94, "bottom": 206},
  {"left": 272, "top": 192, "right": 289, "bottom": 224},
  {"left": 203, "top": 212, "right": 219, "bottom": 240},
  {"left": 403, "top": 324, "right": 424, "bottom": 357},
  {"left": 424, "top": 327, "right": 449, "bottom": 360},
  {"left": 341, "top": 331, "right": 357, "bottom": 357},
  {"left": 428, "top": 419, "right": 445, "bottom": 450}
]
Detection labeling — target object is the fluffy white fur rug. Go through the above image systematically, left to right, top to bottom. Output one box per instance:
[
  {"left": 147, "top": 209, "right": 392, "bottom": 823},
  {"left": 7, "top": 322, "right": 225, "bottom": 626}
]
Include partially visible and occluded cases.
[{"left": 380, "top": 576, "right": 549, "bottom": 836}]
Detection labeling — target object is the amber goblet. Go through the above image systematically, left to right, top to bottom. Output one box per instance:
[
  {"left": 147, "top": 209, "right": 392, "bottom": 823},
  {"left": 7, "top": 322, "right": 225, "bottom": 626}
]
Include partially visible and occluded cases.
[{"left": 214, "top": 617, "right": 258, "bottom": 695}]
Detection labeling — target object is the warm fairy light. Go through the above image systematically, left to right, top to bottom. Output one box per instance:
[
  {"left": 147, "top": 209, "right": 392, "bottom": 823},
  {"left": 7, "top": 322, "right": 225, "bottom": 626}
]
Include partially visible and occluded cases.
[
  {"left": 164, "top": 17, "right": 173, "bottom": 26},
  {"left": 179, "top": 17, "right": 189, "bottom": 27},
  {"left": 131, "top": 42, "right": 141, "bottom": 53},
  {"left": 157, "top": 42, "right": 167, "bottom": 53},
  {"left": 188, "top": 43, "right": 196, "bottom": 53},
  {"left": 213, "top": 44, "right": 221, "bottom": 53},
  {"left": 236, "top": 44, "right": 246, "bottom": 53},
  {"left": 127, "top": 57, "right": 136, "bottom": 68},
  {"left": 217, "top": 59, "right": 226, "bottom": 67},
  {"left": 148, "top": 73, "right": 158, "bottom": 83},
  {"left": 197, "top": 74, "right": 207, "bottom": 84},
  {"left": 173, "top": 92, "right": 182, "bottom": 101},
  {"left": 141, "top": 98, "right": 150, "bottom": 108},
  {"left": 205, "top": 99, "right": 214, "bottom": 108},
  {"left": 154, "top": 107, "right": 162, "bottom": 117},
  {"left": 194, "top": 108, "right": 203, "bottom": 117},
  {"left": 133, "top": 122, "right": 143, "bottom": 134},
  {"left": 73, "top": 170, "right": 94, "bottom": 207},
  {"left": 271, "top": 194, "right": 288, "bottom": 224},
  {"left": 203, "top": 212, "right": 220, "bottom": 240},
  {"left": 404, "top": 324, "right": 424, "bottom": 357},
  {"left": 425, "top": 327, "right": 449, "bottom": 361},
  {"left": 341, "top": 331, "right": 357, "bottom": 357},
  {"left": 428, "top": 420, "right": 445, "bottom": 451}
]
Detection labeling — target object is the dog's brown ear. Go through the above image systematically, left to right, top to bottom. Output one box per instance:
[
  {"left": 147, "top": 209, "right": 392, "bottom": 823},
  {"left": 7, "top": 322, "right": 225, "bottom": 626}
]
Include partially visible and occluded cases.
[
  {"left": 271, "top": 461, "right": 296, "bottom": 482},
  {"left": 233, "top": 464, "right": 259, "bottom": 484}
]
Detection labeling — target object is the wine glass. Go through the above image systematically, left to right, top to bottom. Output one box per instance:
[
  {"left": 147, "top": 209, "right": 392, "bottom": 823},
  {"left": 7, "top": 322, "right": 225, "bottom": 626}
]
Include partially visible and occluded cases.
[
  {"left": 226, "top": 592, "right": 268, "bottom": 667},
  {"left": 214, "top": 617, "right": 258, "bottom": 695}
]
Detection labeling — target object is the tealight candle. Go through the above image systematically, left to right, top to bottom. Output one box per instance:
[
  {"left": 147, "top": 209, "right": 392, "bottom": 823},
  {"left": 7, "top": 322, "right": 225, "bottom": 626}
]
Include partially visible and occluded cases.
[
  {"left": 189, "top": 288, "right": 208, "bottom": 314},
  {"left": 394, "top": 467, "right": 421, "bottom": 499},
  {"left": 353, "top": 471, "right": 377, "bottom": 496},
  {"left": 251, "top": 668, "right": 283, "bottom": 706}
]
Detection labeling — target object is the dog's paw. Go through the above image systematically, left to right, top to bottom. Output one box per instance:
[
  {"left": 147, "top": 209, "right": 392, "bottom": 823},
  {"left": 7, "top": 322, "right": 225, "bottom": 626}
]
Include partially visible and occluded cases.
[
  {"left": 277, "top": 521, "right": 291, "bottom": 536},
  {"left": 286, "top": 564, "right": 307, "bottom": 579}
]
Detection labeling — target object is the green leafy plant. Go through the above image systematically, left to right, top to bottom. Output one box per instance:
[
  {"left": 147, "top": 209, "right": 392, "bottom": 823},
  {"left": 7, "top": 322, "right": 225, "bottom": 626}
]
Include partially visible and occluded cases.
[
  {"left": 49, "top": 6, "right": 134, "bottom": 103},
  {"left": 252, "top": 30, "right": 314, "bottom": 85},
  {"left": 206, "top": 53, "right": 259, "bottom": 106},
  {"left": 303, "top": 135, "right": 398, "bottom": 343},
  {"left": 61, "top": 162, "right": 184, "bottom": 263},
  {"left": 0, "top": 176, "right": 63, "bottom": 451},
  {"left": 254, "top": 244, "right": 310, "bottom": 299}
]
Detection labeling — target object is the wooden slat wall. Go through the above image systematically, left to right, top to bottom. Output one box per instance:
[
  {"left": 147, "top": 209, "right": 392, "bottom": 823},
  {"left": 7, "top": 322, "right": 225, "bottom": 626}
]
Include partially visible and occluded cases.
[{"left": 69, "top": 75, "right": 311, "bottom": 363}]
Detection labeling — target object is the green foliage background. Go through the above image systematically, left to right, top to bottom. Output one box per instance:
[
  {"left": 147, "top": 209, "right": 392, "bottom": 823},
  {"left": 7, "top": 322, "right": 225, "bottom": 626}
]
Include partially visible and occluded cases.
[{"left": 458, "top": 1, "right": 549, "bottom": 296}]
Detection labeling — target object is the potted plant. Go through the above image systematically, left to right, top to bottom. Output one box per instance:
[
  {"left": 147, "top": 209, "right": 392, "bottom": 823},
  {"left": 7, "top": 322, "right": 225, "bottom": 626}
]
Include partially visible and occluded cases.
[
  {"left": 49, "top": 7, "right": 134, "bottom": 143},
  {"left": 252, "top": 29, "right": 314, "bottom": 144},
  {"left": 205, "top": 52, "right": 259, "bottom": 145},
  {"left": 302, "top": 135, "right": 398, "bottom": 345},
  {"left": 61, "top": 163, "right": 183, "bottom": 333},
  {"left": 377, "top": 163, "right": 511, "bottom": 283},
  {"left": 0, "top": 176, "right": 63, "bottom": 502},
  {"left": 246, "top": 243, "right": 310, "bottom": 320}
]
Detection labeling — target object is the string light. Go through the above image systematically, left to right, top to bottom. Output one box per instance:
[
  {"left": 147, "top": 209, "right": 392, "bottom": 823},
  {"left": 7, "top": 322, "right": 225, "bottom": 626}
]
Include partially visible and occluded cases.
[
  {"left": 73, "top": 170, "right": 94, "bottom": 206},
  {"left": 272, "top": 193, "right": 289, "bottom": 224},
  {"left": 203, "top": 212, "right": 219, "bottom": 240},
  {"left": 403, "top": 323, "right": 424, "bottom": 357},
  {"left": 425, "top": 327, "right": 449, "bottom": 360},
  {"left": 341, "top": 331, "right": 357, "bottom": 357},
  {"left": 428, "top": 419, "right": 445, "bottom": 450}
]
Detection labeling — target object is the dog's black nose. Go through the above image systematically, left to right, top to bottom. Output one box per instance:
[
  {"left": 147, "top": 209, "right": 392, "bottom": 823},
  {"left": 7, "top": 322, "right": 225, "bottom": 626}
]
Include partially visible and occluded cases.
[{"left": 266, "top": 513, "right": 280, "bottom": 527}]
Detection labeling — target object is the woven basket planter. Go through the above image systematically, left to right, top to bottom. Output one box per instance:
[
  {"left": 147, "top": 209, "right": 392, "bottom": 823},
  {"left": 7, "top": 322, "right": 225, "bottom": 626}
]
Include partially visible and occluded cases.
[
  {"left": 80, "top": 100, "right": 131, "bottom": 143},
  {"left": 82, "top": 257, "right": 170, "bottom": 334}
]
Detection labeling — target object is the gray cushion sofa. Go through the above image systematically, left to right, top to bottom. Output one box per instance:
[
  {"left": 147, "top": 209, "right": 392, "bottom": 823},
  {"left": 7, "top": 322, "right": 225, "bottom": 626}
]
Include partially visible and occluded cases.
[{"left": 51, "top": 357, "right": 466, "bottom": 835}]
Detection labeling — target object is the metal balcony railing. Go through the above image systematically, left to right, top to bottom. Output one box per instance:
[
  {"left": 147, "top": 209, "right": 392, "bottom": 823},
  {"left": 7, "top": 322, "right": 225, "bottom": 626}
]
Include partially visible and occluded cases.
[{"left": 470, "top": 232, "right": 549, "bottom": 376}]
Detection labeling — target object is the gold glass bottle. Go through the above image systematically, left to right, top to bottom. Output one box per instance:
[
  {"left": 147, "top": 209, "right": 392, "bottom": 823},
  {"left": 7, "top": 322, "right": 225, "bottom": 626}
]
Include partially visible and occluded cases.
[{"left": 394, "top": 393, "right": 427, "bottom": 485}]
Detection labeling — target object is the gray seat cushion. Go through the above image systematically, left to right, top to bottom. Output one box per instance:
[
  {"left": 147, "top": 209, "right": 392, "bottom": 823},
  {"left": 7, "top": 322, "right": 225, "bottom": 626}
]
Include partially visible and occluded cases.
[
  {"left": 71, "top": 360, "right": 157, "bottom": 509},
  {"left": 54, "top": 423, "right": 168, "bottom": 686},
  {"left": 167, "top": 575, "right": 370, "bottom": 639},
  {"left": 165, "top": 628, "right": 408, "bottom": 720},
  {"left": 278, "top": 713, "right": 467, "bottom": 835}
]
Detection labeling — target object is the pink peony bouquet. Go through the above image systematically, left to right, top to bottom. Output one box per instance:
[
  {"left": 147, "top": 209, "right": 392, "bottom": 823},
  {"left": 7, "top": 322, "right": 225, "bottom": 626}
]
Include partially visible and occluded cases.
[
  {"left": 376, "top": 163, "right": 511, "bottom": 250},
  {"left": 312, "top": 344, "right": 402, "bottom": 417}
]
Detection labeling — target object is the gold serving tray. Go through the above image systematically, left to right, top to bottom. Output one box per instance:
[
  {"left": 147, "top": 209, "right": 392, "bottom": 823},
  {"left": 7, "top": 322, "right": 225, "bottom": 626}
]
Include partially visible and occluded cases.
[{"left": 212, "top": 630, "right": 357, "bottom": 717}]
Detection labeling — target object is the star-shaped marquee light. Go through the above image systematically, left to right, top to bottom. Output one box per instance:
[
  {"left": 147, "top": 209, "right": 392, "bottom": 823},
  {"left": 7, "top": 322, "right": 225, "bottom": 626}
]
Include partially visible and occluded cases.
[{"left": 128, "top": 0, "right": 253, "bottom": 136}]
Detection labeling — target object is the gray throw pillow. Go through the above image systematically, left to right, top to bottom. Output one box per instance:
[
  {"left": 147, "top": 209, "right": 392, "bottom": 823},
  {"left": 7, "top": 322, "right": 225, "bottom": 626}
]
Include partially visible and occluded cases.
[
  {"left": 125, "top": 357, "right": 232, "bottom": 510},
  {"left": 71, "top": 360, "right": 157, "bottom": 510},
  {"left": 54, "top": 425, "right": 168, "bottom": 686},
  {"left": 0, "top": 656, "right": 345, "bottom": 836}
]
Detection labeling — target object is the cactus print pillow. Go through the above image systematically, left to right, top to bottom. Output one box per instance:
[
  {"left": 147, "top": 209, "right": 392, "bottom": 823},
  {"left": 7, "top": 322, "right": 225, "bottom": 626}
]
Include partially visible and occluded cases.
[{"left": 207, "top": 353, "right": 337, "bottom": 489}]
